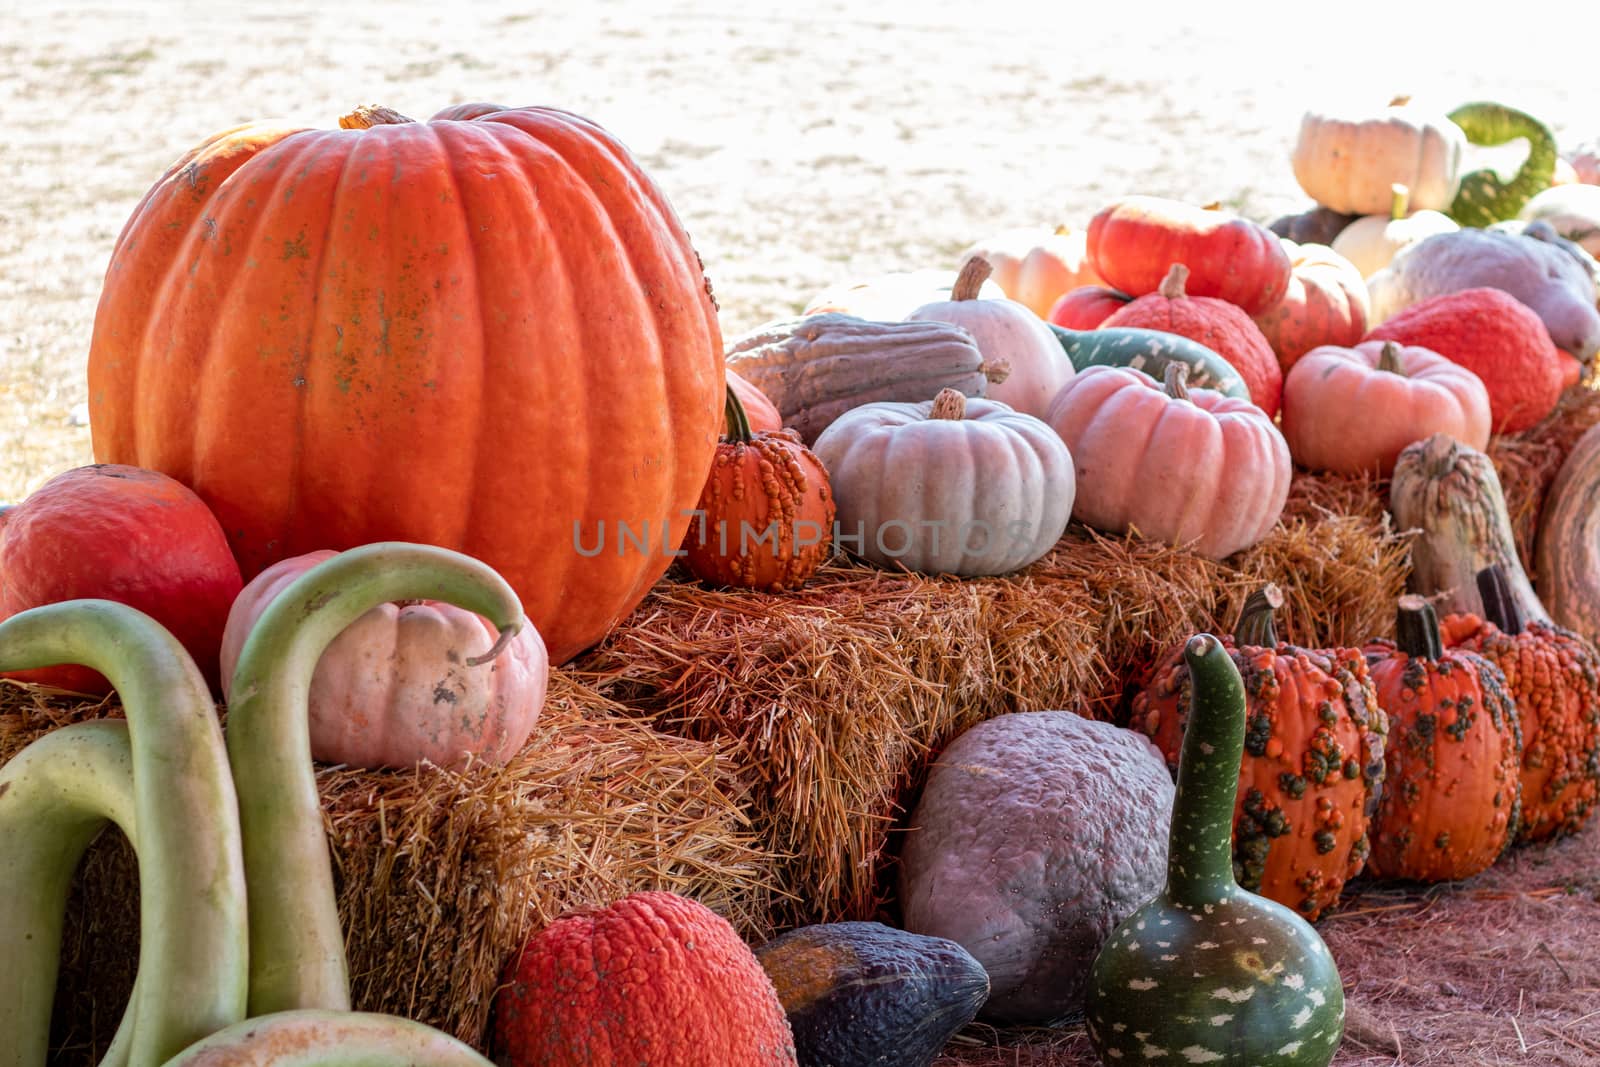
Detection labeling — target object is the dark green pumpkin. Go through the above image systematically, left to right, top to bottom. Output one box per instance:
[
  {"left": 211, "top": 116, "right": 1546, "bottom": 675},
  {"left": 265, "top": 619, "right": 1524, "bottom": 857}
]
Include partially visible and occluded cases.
[
  {"left": 1448, "top": 102, "right": 1557, "bottom": 228},
  {"left": 1048, "top": 324, "right": 1251, "bottom": 400},
  {"left": 1085, "top": 634, "right": 1345, "bottom": 1066},
  {"left": 756, "top": 921, "right": 989, "bottom": 1067}
]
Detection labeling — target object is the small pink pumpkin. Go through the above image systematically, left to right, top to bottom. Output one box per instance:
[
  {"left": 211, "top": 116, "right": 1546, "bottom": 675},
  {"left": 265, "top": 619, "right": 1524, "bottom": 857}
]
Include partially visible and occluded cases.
[
  {"left": 1281, "top": 340, "right": 1491, "bottom": 476},
  {"left": 219, "top": 549, "right": 549, "bottom": 769}
]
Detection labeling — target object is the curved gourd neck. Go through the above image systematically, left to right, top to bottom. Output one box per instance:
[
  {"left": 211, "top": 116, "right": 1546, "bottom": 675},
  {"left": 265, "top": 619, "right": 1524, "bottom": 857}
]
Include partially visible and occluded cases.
[
  {"left": 1233, "top": 584, "right": 1283, "bottom": 647},
  {"left": 1167, "top": 633, "right": 1247, "bottom": 907}
]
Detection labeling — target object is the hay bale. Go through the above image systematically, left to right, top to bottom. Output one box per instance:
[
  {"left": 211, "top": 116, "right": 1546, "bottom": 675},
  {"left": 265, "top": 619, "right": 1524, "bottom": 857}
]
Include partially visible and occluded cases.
[{"left": 0, "top": 675, "right": 775, "bottom": 1059}]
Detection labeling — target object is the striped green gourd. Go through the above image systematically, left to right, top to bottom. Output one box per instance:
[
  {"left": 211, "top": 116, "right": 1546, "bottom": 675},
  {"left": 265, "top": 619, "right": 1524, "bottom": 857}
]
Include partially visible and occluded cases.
[
  {"left": 1448, "top": 102, "right": 1557, "bottom": 228},
  {"left": 1048, "top": 324, "right": 1251, "bottom": 400},
  {"left": 1084, "top": 633, "right": 1345, "bottom": 1066}
]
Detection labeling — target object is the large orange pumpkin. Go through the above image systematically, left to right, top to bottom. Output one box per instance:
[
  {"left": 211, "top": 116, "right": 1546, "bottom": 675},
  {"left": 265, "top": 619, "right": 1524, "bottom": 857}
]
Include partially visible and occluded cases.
[{"left": 86, "top": 103, "right": 724, "bottom": 665}]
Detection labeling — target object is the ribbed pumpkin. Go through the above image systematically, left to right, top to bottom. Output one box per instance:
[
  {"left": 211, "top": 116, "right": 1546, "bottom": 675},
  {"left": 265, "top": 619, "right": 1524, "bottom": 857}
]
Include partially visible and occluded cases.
[
  {"left": 1290, "top": 96, "right": 1466, "bottom": 215},
  {"left": 85, "top": 103, "right": 723, "bottom": 666},
  {"left": 1330, "top": 183, "right": 1460, "bottom": 278},
  {"left": 1086, "top": 196, "right": 1292, "bottom": 314},
  {"left": 958, "top": 224, "right": 1101, "bottom": 319},
  {"left": 1252, "top": 239, "right": 1370, "bottom": 371},
  {"left": 1099, "top": 263, "right": 1284, "bottom": 417},
  {"left": 1045, "top": 285, "right": 1131, "bottom": 330},
  {"left": 1280, "top": 340, "right": 1491, "bottom": 476},
  {"left": 1044, "top": 363, "right": 1290, "bottom": 560},
  {"left": 728, "top": 368, "right": 783, "bottom": 434},
  {"left": 682, "top": 386, "right": 835, "bottom": 592},
  {"left": 1537, "top": 422, "right": 1600, "bottom": 647},
  {"left": 1439, "top": 567, "right": 1600, "bottom": 844},
  {"left": 1130, "top": 586, "right": 1389, "bottom": 920},
  {"left": 1364, "top": 596, "right": 1522, "bottom": 882},
  {"left": 490, "top": 891, "right": 798, "bottom": 1066}
]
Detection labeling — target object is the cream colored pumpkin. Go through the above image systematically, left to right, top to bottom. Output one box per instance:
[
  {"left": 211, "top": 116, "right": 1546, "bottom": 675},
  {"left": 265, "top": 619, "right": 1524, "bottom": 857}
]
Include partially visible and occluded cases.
[
  {"left": 1292, "top": 96, "right": 1467, "bottom": 215},
  {"left": 1332, "top": 183, "right": 1460, "bottom": 278},
  {"left": 957, "top": 225, "right": 1102, "bottom": 319},
  {"left": 907, "top": 257, "right": 1074, "bottom": 418},
  {"left": 1044, "top": 364, "right": 1291, "bottom": 560},
  {"left": 812, "top": 390, "right": 1074, "bottom": 576},
  {"left": 220, "top": 549, "right": 550, "bottom": 770}
]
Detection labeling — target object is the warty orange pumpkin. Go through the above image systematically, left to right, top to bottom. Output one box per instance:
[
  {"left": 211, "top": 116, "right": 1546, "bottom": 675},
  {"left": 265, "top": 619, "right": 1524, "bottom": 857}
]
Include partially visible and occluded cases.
[{"left": 86, "top": 102, "right": 724, "bottom": 666}]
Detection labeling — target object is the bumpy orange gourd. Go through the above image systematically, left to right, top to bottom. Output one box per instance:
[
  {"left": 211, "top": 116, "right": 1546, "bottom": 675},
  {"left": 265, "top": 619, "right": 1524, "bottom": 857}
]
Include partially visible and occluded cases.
[
  {"left": 85, "top": 103, "right": 724, "bottom": 666},
  {"left": 1252, "top": 239, "right": 1370, "bottom": 371},
  {"left": 1099, "top": 264, "right": 1284, "bottom": 416},
  {"left": 682, "top": 387, "right": 835, "bottom": 592},
  {"left": 1440, "top": 567, "right": 1600, "bottom": 843},
  {"left": 1131, "top": 586, "right": 1388, "bottom": 920},
  {"left": 1365, "top": 596, "right": 1522, "bottom": 882},
  {"left": 490, "top": 891, "right": 798, "bottom": 1067}
]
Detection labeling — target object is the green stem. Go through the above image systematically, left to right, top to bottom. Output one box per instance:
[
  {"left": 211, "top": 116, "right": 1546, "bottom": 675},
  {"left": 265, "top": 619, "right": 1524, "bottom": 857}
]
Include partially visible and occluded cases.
[
  {"left": 1390, "top": 183, "right": 1410, "bottom": 221},
  {"left": 723, "top": 383, "right": 754, "bottom": 444},
  {"left": 223, "top": 543, "right": 525, "bottom": 1016},
  {"left": 1475, "top": 564, "right": 1525, "bottom": 635},
  {"left": 1233, "top": 584, "right": 1284, "bottom": 647},
  {"left": 1395, "top": 595, "right": 1443, "bottom": 660},
  {"left": 0, "top": 600, "right": 248, "bottom": 1067},
  {"left": 1167, "top": 633, "right": 1247, "bottom": 907},
  {"left": 157, "top": 1010, "right": 495, "bottom": 1066}
]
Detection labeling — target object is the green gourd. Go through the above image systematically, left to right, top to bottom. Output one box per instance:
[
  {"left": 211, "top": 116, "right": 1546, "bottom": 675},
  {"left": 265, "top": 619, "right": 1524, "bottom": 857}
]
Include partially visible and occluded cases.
[
  {"left": 1448, "top": 102, "right": 1557, "bottom": 228},
  {"left": 1048, "top": 324, "right": 1252, "bottom": 400},
  {"left": 223, "top": 542, "right": 526, "bottom": 1016},
  {"left": 0, "top": 600, "right": 249, "bottom": 1067},
  {"left": 1085, "top": 633, "right": 1345, "bottom": 1066}
]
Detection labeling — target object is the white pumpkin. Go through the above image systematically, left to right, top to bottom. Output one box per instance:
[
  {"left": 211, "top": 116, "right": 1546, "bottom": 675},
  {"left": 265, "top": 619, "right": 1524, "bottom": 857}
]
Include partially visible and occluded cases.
[
  {"left": 1291, "top": 96, "right": 1467, "bottom": 215},
  {"left": 1332, "top": 183, "right": 1460, "bottom": 278},
  {"left": 907, "top": 257, "right": 1075, "bottom": 419},
  {"left": 812, "top": 390, "right": 1074, "bottom": 576}
]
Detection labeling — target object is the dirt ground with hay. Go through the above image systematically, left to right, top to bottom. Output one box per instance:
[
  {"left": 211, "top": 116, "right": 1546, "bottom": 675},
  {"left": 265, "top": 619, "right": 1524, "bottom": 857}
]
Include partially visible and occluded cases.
[{"left": 4, "top": 2, "right": 1600, "bottom": 1064}]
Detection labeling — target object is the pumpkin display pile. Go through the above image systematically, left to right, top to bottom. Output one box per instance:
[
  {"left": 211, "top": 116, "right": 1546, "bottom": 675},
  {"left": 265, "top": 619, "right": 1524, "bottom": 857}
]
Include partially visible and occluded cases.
[{"left": 2, "top": 84, "right": 1600, "bottom": 1067}]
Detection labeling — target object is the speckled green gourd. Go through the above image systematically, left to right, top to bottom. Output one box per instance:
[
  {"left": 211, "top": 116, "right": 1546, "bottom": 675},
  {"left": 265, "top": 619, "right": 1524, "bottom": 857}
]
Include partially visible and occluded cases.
[
  {"left": 1447, "top": 103, "right": 1557, "bottom": 227},
  {"left": 1048, "top": 324, "right": 1251, "bottom": 400},
  {"left": 1085, "top": 633, "right": 1345, "bottom": 1066}
]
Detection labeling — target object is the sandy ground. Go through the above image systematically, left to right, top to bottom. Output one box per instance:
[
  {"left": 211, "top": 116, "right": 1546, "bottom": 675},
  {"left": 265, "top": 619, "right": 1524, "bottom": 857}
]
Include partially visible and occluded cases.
[{"left": 3, "top": 0, "right": 1597, "bottom": 501}]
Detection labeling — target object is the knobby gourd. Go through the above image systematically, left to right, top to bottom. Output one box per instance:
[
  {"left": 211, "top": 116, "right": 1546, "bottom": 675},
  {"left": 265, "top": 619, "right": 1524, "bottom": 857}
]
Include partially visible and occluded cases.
[
  {"left": 1447, "top": 102, "right": 1558, "bottom": 227},
  {"left": 223, "top": 542, "right": 525, "bottom": 1016},
  {"left": 0, "top": 600, "right": 248, "bottom": 1067},
  {"left": 1087, "top": 633, "right": 1345, "bottom": 1067},
  {"left": 158, "top": 1010, "right": 494, "bottom": 1067}
]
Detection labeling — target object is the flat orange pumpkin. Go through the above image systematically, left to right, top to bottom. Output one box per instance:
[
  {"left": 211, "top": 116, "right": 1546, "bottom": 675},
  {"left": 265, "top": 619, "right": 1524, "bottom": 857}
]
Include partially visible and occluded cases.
[{"left": 86, "top": 103, "right": 724, "bottom": 665}]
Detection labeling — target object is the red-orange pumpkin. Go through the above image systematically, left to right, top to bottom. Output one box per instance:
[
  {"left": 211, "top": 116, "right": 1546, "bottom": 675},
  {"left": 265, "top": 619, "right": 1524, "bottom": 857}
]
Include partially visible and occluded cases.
[
  {"left": 85, "top": 103, "right": 724, "bottom": 666},
  {"left": 1086, "top": 196, "right": 1292, "bottom": 315},
  {"left": 1252, "top": 239, "right": 1371, "bottom": 372},
  {"left": 1098, "top": 264, "right": 1284, "bottom": 417},
  {"left": 1046, "top": 285, "right": 1131, "bottom": 330},
  {"left": 728, "top": 368, "right": 782, "bottom": 434},
  {"left": 683, "top": 387, "right": 835, "bottom": 592},
  {"left": 0, "top": 464, "right": 242, "bottom": 694},
  {"left": 491, "top": 890, "right": 798, "bottom": 1066}
]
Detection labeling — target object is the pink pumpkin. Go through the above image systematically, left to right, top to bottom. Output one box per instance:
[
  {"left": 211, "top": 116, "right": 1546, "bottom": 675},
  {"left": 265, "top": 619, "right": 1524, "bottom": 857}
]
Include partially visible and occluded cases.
[
  {"left": 1281, "top": 340, "right": 1491, "bottom": 476},
  {"left": 1044, "top": 364, "right": 1291, "bottom": 559},
  {"left": 219, "top": 549, "right": 549, "bottom": 769}
]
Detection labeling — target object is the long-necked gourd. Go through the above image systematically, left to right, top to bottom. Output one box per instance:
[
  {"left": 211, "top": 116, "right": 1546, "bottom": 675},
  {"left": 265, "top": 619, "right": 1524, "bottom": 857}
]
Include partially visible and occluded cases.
[
  {"left": 1447, "top": 102, "right": 1557, "bottom": 227},
  {"left": 222, "top": 542, "right": 525, "bottom": 1015},
  {"left": 0, "top": 600, "right": 248, "bottom": 1067},
  {"left": 1085, "top": 633, "right": 1345, "bottom": 1066},
  {"left": 157, "top": 1010, "right": 494, "bottom": 1066}
]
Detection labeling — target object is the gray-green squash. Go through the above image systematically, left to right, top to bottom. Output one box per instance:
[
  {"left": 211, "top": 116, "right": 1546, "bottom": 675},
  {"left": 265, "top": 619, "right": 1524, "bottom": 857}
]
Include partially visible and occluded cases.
[
  {"left": 1447, "top": 102, "right": 1558, "bottom": 227},
  {"left": 724, "top": 314, "right": 1011, "bottom": 444},
  {"left": 1048, "top": 324, "right": 1251, "bottom": 400},
  {"left": 1085, "top": 633, "right": 1345, "bottom": 1067},
  {"left": 755, "top": 921, "right": 989, "bottom": 1067}
]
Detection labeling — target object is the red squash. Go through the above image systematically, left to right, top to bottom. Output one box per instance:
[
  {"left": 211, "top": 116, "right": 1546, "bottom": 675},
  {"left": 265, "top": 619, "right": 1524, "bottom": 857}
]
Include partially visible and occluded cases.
[
  {"left": 85, "top": 103, "right": 724, "bottom": 666},
  {"left": 1086, "top": 196, "right": 1292, "bottom": 315},
  {"left": 1252, "top": 240, "right": 1371, "bottom": 372},
  {"left": 1098, "top": 264, "right": 1284, "bottom": 417},
  {"left": 1046, "top": 285, "right": 1132, "bottom": 330},
  {"left": 1365, "top": 288, "right": 1566, "bottom": 434},
  {"left": 728, "top": 368, "right": 782, "bottom": 434},
  {"left": 0, "top": 464, "right": 243, "bottom": 694}
]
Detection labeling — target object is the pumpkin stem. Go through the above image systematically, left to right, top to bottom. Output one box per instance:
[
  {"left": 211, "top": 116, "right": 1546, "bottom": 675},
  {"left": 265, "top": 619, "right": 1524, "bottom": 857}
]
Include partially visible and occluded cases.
[
  {"left": 1388, "top": 94, "right": 1413, "bottom": 107},
  {"left": 339, "top": 105, "right": 417, "bottom": 129},
  {"left": 1390, "top": 183, "right": 1411, "bottom": 221},
  {"left": 1201, "top": 201, "right": 1223, "bottom": 211},
  {"left": 1052, "top": 223, "right": 1072, "bottom": 236},
  {"left": 952, "top": 256, "right": 992, "bottom": 301},
  {"left": 1158, "top": 263, "right": 1190, "bottom": 300},
  {"left": 1377, "top": 341, "right": 1407, "bottom": 376},
  {"left": 980, "top": 356, "right": 1013, "bottom": 384},
  {"left": 1162, "top": 361, "right": 1192, "bottom": 401},
  {"left": 722, "top": 383, "right": 756, "bottom": 445},
  {"left": 929, "top": 388, "right": 967, "bottom": 421},
  {"left": 1476, "top": 564, "right": 1525, "bottom": 635},
  {"left": 1234, "top": 584, "right": 1284, "bottom": 648},
  {"left": 1394, "top": 594, "right": 1444, "bottom": 660},
  {"left": 465, "top": 619, "right": 523, "bottom": 667},
  {"left": 1166, "top": 632, "right": 1248, "bottom": 906}
]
